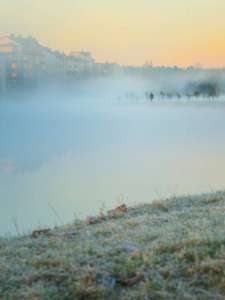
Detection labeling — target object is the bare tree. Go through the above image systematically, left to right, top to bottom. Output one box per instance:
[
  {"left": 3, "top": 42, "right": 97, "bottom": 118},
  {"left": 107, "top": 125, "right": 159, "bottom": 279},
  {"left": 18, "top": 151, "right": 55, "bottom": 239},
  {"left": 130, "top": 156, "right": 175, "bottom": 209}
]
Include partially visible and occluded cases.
[
  {"left": 160, "top": 90, "right": 165, "bottom": 100},
  {"left": 145, "top": 91, "right": 149, "bottom": 102},
  {"left": 193, "top": 91, "right": 200, "bottom": 102},
  {"left": 176, "top": 93, "right": 181, "bottom": 102},
  {"left": 186, "top": 93, "right": 192, "bottom": 101}
]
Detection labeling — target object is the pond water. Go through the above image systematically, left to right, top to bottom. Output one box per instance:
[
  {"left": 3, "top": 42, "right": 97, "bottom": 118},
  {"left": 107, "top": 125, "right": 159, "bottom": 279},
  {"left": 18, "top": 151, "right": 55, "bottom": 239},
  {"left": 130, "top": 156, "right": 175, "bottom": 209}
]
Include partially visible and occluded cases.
[{"left": 1, "top": 90, "right": 225, "bottom": 236}]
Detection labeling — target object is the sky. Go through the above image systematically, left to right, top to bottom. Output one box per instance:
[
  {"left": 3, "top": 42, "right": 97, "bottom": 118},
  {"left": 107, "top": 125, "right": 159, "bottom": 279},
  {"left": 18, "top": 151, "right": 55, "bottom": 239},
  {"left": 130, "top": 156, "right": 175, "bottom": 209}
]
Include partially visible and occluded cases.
[{"left": 0, "top": 0, "right": 225, "bottom": 68}]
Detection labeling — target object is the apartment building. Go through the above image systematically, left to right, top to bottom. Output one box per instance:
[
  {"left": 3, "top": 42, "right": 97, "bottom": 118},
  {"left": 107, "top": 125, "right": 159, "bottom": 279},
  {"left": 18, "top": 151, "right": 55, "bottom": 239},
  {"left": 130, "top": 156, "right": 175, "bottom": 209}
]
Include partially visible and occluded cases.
[
  {"left": 0, "top": 34, "right": 45, "bottom": 88},
  {"left": 0, "top": 34, "right": 98, "bottom": 92},
  {"left": 42, "top": 47, "right": 65, "bottom": 78},
  {"left": 66, "top": 50, "right": 95, "bottom": 78},
  {"left": 0, "top": 56, "right": 6, "bottom": 93},
  {"left": 95, "top": 62, "right": 123, "bottom": 76}
]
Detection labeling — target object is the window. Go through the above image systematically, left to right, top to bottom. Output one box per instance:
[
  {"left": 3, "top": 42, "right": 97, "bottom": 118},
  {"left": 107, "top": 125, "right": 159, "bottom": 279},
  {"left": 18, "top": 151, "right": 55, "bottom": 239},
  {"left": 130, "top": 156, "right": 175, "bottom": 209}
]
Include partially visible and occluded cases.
[{"left": 0, "top": 47, "right": 12, "bottom": 53}]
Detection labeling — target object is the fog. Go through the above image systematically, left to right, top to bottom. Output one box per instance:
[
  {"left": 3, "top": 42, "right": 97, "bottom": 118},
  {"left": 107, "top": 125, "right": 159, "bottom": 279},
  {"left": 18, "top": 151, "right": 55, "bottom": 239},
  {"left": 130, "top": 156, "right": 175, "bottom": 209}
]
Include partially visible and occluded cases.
[{"left": 1, "top": 79, "right": 225, "bottom": 235}]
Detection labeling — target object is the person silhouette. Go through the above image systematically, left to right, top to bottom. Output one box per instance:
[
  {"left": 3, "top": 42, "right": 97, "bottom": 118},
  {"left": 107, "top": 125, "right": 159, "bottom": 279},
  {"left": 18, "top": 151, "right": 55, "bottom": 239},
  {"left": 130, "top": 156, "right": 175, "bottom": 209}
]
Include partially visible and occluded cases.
[{"left": 150, "top": 92, "right": 154, "bottom": 102}]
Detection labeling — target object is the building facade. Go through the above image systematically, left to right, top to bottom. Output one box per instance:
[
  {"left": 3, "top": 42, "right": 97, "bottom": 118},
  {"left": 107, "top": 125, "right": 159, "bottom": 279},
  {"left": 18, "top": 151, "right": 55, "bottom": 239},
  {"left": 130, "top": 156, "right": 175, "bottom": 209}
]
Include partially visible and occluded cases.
[
  {"left": 0, "top": 34, "right": 45, "bottom": 88},
  {"left": 0, "top": 34, "right": 123, "bottom": 93},
  {"left": 42, "top": 47, "right": 65, "bottom": 79},
  {"left": 66, "top": 51, "right": 95, "bottom": 78},
  {"left": 0, "top": 56, "right": 6, "bottom": 93},
  {"left": 95, "top": 62, "right": 123, "bottom": 76}
]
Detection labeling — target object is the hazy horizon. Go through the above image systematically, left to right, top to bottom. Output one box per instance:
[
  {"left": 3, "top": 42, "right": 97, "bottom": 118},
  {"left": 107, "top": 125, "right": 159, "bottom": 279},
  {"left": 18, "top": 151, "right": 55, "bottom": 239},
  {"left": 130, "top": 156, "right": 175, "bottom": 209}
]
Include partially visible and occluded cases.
[
  {"left": 0, "top": 0, "right": 225, "bottom": 68},
  {"left": 1, "top": 85, "right": 225, "bottom": 235}
]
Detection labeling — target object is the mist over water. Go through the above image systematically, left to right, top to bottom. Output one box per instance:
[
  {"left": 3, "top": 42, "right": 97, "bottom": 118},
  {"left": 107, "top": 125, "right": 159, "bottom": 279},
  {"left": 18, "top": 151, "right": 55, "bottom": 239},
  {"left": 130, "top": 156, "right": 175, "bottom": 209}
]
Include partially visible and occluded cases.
[{"left": 1, "top": 80, "right": 225, "bottom": 236}]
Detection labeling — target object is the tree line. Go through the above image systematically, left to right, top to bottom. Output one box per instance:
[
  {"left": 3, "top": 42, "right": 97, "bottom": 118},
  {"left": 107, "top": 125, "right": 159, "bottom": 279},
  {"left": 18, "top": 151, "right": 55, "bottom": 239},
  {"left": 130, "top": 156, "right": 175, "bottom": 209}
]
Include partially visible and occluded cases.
[{"left": 125, "top": 79, "right": 222, "bottom": 103}]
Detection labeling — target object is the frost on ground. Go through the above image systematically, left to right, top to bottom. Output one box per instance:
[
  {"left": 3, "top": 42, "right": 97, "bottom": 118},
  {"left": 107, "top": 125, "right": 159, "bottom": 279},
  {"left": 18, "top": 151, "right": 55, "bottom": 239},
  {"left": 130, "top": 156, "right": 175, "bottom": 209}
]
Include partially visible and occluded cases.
[{"left": 1, "top": 191, "right": 225, "bottom": 299}]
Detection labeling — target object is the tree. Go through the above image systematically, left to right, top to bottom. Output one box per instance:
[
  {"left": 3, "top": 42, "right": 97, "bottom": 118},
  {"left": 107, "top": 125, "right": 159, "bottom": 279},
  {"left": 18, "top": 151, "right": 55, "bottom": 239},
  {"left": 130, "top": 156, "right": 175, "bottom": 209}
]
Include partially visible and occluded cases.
[
  {"left": 196, "top": 80, "right": 221, "bottom": 99},
  {"left": 207, "top": 89, "right": 221, "bottom": 102},
  {"left": 160, "top": 90, "right": 165, "bottom": 100},
  {"left": 145, "top": 91, "right": 149, "bottom": 101},
  {"left": 193, "top": 91, "right": 200, "bottom": 101},
  {"left": 130, "top": 92, "right": 135, "bottom": 102},
  {"left": 167, "top": 92, "right": 172, "bottom": 100},
  {"left": 186, "top": 93, "right": 192, "bottom": 101},
  {"left": 176, "top": 94, "right": 181, "bottom": 101}
]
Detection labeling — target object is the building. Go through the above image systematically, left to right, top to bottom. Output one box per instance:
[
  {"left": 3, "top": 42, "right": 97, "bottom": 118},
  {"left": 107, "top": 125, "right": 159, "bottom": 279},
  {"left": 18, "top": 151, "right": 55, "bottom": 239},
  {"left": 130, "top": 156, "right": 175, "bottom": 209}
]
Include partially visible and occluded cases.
[
  {"left": 0, "top": 34, "right": 45, "bottom": 88},
  {"left": 0, "top": 34, "right": 97, "bottom": 91},
  {"left": 41, "top": 47, "right": 65, "bottom": 79},
  {"left": 66, "top": 50, "right": 95, "bottom": 78},
  {"left": 0, "top": 56, "right": 6, "bottom": 93},
  {"left": 95, "top": 62, "right": 123, "bottom": 76}
]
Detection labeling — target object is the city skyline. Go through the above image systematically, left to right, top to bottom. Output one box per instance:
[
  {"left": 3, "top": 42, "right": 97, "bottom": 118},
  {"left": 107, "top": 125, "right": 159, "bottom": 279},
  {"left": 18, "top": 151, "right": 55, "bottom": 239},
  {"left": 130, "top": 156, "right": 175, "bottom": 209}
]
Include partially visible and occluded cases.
[{"left": 0, "top": 0, "right": 225, "bottom": 68}]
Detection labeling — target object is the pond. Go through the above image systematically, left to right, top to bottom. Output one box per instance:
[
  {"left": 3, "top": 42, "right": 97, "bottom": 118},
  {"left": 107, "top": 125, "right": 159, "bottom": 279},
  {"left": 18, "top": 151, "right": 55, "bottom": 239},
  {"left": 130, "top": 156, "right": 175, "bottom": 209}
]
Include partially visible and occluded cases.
[{"left": 1, "top": 91, "right": 225, "bottom": 236}]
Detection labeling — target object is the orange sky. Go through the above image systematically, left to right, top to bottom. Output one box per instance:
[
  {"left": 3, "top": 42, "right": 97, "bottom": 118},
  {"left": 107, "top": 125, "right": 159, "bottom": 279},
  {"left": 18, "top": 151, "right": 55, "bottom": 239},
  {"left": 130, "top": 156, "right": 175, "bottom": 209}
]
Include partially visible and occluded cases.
[{"left": 0, "top": 0, "right": 225, "bottom": 68}]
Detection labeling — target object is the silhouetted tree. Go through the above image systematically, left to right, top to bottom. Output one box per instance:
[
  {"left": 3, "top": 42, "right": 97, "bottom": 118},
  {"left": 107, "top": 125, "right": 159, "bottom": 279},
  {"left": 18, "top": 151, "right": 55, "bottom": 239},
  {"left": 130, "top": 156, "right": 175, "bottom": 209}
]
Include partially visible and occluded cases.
[
  {"left": 196, "top": 80, "right": 221, "bottom": 99},
  {"left": 207, "top": 89, "right": 220, "bottom": 102},
  {"left": 160, "top": 90, "right": 165, "bottom": 100},
  {"left": 193, "top": 91, "right": 200, "bottom": 101},
  {"left": 130, "top": 92, "right": 135, "bottom": 102},
  {"left": 145, "top": 92, "right": 149, "bottom": 101},
  {"left": 167, "top": 92, "right": 172, "bottom": 100},
  {"left": 186, "top": 93, "right": 192, "bottom": 101},
  {"left": 176, "top": 94, "right": 181, "bottom": 101}
]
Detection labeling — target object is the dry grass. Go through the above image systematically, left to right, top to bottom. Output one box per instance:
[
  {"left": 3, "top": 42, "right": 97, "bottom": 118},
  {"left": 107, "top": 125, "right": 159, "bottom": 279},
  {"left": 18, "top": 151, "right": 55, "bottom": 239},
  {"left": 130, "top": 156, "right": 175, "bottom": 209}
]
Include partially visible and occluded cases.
[{"left": 1, "top": 190, "right": 225, "bottom": 299}]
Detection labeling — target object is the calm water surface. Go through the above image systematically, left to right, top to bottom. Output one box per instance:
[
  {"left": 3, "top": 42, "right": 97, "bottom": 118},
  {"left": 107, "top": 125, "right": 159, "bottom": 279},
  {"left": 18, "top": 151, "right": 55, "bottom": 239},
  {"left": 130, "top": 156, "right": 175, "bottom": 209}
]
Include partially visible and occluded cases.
[{"left": 1, "top": 96, "right": 225, "bottom": 235}]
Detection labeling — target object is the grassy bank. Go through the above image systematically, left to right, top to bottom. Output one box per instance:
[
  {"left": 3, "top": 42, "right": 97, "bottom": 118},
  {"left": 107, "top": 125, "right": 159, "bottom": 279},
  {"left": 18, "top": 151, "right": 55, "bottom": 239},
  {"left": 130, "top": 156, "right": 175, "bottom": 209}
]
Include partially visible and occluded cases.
[{"left": 1, "top": 190, "right": 225, "bottom": 299}]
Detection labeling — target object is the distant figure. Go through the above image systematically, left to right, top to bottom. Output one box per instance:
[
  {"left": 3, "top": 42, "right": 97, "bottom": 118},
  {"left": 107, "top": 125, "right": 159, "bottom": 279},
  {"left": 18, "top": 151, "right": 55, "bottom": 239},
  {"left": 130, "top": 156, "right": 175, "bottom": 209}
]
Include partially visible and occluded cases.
[{"left": 150, "top": 92, "right": 154, "bottom": 102}]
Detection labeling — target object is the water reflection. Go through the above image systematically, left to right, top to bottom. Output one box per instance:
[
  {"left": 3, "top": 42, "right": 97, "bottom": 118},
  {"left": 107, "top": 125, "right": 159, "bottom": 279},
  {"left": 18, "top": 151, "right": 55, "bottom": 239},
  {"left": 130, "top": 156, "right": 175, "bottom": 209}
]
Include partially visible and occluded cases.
[{"left": 1, "top": 95, "right": 225, "bottom": 235}]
